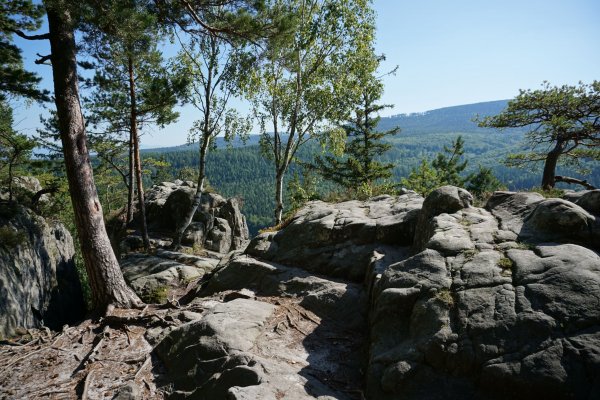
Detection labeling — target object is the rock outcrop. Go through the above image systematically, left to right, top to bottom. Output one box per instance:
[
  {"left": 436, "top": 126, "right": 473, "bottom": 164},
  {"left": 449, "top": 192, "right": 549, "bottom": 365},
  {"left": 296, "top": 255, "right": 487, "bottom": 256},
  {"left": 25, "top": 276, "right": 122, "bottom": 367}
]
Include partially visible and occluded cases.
[
  {"left": 141, "top": 180, "right": 250, "bottom": 253},
  {"left": 3, "top": 185, "right": 600, "bottom": 400},
  {"left": 150, "top": 187, "right": 600, "bottom": 400},
  {"left": 367, "top": 188, "right": 600, "bottom": 400},
  {"left": 246, "top": 193, "right": 423, "bottom": 282},
  {"left": 0, "top": 203, "right": 84, "bottom": 338},
  {"left": 121, "top": 249, "right": 220, "bottom": 302}
]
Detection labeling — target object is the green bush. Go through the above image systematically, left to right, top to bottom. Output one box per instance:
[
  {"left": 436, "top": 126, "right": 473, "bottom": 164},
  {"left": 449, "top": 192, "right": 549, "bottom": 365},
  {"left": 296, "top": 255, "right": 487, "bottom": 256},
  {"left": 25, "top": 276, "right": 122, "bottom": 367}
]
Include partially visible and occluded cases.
[{"left": 0, "top": 226, "right": 27, "bottom": 249}]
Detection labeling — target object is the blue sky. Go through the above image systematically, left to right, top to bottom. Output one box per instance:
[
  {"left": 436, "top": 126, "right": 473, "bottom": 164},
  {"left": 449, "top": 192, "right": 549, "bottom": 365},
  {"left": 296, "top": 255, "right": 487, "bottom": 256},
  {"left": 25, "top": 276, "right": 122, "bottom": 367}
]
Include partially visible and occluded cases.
[{"left": 10, "top": 0, "right": 600, "bottom": 147}]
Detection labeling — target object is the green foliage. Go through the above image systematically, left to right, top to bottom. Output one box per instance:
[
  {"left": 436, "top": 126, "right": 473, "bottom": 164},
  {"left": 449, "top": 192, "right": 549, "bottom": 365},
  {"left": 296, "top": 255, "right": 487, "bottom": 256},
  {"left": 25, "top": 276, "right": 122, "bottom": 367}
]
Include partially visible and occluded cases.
[
  {"left": 0, "top": 0, "right": 48, "bottom": 101},
  {"left": 239, "top": 0, "right": 377, "bottom": 224},
  {"left": 313, "top": 61, "right": 400, "bottom": 191},
  {"left": 478, "top": 81, "right": 600, "bottom": 188},
  {"left": 0, "top": 101, "right": 36, "bottom": 201},
  {"left": 401, "top": 135, "right": 503, "bottom": 197},
  {"left": 432, "top": 136, "right": 468, "bottom": 186},
  {"left": 144, "top": 156, "right": 173, "bottom": 186},
  {"left": 401, "top": 159, "right": 442, "bottom": 196},
  {"left": 466, "top": 165, "right": 504, "bottom": 196},
  {"left": 177, "top": 166, "right": 198, "bottom": 182},
  {"left": 286, "top": 169, "right": 321, "bottom": 212},
  {"left": 529, "top": 187, "right": 565, "bottom": 199},
  {"left": 0, "top": 225, "right": 26, "bottom": 249},
  {"left": 180, "top": 243, "right": 206, "bottom": 257},
  {"left": 498, "top": 257, "right": 513, "bottom": 276},
  {"left": 141, "top": 285, "right": 169, "bottom": 304},
  {"left": 435, "top": 289, "right": 454, "bottom": 307}
]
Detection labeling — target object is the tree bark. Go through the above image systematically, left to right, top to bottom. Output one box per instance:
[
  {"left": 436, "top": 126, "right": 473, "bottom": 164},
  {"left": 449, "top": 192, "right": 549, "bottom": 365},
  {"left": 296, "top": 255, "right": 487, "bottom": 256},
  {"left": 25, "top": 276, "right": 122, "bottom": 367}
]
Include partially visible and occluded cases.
[
  {"left": 45, "top": 4, "right": 141, "bottom": 312},
  {"left": 128, "top": 56, "right": 150, "bottom": 251},
  {"left": 125, "top": 129, "right": 135, "bottom": 225},
  {"left": 172, "top": 138, "right": 209, "bottom": 249},
  {"left": 541, "top": 140, "right": 564, "bottom": 190},
  {"left": 7, "top": 156, "right": 14, "bottom": 202},
  {"left": 274, "top": 170, "right": 284, "bottom": 226},
  {"left": 555, "top": 176, "right": 597, "bottom": 190}
]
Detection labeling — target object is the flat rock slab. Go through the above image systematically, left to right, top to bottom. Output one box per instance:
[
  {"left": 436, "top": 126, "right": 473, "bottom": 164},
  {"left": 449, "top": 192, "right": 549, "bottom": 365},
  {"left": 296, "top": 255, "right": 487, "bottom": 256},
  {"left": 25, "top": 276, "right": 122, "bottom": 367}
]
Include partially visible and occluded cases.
[
  {"left": 121, "top": 252, "right": 219, "bottom": 302},
  {"left": 155, "top": 297, "right": 365, "bottom": 399}
]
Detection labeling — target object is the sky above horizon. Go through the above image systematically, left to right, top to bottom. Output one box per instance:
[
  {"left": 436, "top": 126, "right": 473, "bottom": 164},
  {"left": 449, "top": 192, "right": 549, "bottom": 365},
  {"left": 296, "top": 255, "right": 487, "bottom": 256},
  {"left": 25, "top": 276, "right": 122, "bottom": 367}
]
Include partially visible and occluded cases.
[{"left": 10, "top": 0, "right": 600, "bottom": 148}]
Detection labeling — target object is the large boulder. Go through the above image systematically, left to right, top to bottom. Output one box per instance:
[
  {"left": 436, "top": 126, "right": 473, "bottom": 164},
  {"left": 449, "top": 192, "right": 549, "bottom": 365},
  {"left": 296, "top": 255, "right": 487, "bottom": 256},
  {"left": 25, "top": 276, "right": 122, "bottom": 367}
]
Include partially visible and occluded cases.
[
  {"left": 142, "top": 181, "right": 250, "bottom": 253},
  {"left": 148, "top": 186, "right": 600, "bottom": 400},
  {"left": 412, "top": 186, "right": 473, "bottom": 253},
  {"left": 367, "top": 189, "right": 600, "bottom": 400},
  {"left": 563, "top": 189, "right": 600, "bottom": 215},
  {"left": 485, "top": 191, "right": 545, "bottom": 234},
  {"left": 487, "top": 191, "right": 599, "bottom": 248},
  {"left": 246, "top": 193, "right": 423, "bottom": 282},
  {"left": 521, "top": 198, "right": 596, "bottom": 243},
  {"left": 0, "top": 204, "right": 84, "bottom": 338},
  {"left": 120, "top": 250, "right": 219, "bottom": 303}
]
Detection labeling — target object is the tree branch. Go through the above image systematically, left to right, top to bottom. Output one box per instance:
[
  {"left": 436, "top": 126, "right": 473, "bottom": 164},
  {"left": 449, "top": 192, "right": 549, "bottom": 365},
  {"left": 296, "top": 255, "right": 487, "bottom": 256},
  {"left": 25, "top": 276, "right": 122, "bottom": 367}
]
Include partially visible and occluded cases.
[
  {"left": 10, "top": 29, "right": 50, "bottom": 40},
  {"left": 34, "top": 54, "right": 52, "bottom": 65},
  {"left": 555, "top": 175, "right": 597, "bottom": 190}
]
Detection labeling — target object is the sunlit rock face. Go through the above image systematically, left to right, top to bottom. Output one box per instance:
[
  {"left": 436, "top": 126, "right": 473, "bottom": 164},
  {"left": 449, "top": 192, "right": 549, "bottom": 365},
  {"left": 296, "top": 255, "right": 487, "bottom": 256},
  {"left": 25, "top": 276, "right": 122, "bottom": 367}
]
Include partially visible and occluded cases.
[
  {"left": 133, "top": 180, "right": 250, "bottom": 253},
  {"left": 149, "top": 186, "right": 600, "bottom": 399}
]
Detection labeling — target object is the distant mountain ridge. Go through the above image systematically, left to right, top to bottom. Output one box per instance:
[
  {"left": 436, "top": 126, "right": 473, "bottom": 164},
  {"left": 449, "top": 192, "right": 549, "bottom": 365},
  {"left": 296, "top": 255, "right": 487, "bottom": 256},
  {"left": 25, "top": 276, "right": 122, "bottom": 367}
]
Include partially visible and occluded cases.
[
  {"left": 377, "top": 99, "right": 511, "bottom": 135},
  {"left": 143, "top": 100, "right": 512, "bottom": 152}
]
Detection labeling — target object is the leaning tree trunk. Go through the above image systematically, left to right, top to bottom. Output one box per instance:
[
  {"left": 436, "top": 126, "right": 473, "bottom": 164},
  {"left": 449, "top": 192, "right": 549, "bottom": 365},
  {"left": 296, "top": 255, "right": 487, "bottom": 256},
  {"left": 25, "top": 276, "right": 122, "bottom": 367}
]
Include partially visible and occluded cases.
[
  {"left": 45, "top": 4, "right": 141, "bottom": 312},
  {"left": 128, "top": 56, "right": 150, "bottom": 252},
  {"left": 172, "top": 136, "right": 209, "bottom": 249},
  {"left": 541, "top": 141, "right": 564, "bottom": 190}
]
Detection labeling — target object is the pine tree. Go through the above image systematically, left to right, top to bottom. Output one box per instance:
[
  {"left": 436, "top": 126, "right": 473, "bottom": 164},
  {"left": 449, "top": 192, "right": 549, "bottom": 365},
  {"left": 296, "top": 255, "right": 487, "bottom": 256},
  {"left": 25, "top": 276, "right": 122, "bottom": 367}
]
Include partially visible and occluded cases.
[
  {"left": 0, "top": 0, "right": 48, "bottom": 101},
  {"left": 44, "top": 1, "right": 143, "bottom": 310},
  {"left": 84, "top": 1, "right": 187, "bottom": 251},
  {"left": 314, "top": 79, "right": 399, "bottom": 192},
  {"left": 478, "top": 81, "right": 600, "bottom": 190},
  {"left": 0, "top": 101, "right": 35, "bottom": 201},
  {"left": 431, "top": 135, "right": 468, "bottom": 186},
  {"left": 401, "top": 159, "right": 442, "bottom": 196}
]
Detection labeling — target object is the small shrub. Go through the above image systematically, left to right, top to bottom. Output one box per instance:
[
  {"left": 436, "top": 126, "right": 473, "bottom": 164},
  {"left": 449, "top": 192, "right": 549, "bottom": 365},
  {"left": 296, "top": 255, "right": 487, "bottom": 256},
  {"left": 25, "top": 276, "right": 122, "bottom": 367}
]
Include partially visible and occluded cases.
[
  {"left": 529, "top": 187, "right": 565, "bottom": 199},
  {"left": 259, "top": 213, "right": 297, "bottom": 234},
  {"left": 0, "top": 226, "right": 27, "bottom": 249},
  {"left": 515, "top": 242, "right": 535, "bottom": 251},
  {"left": 180, "top": 243, "right": 206, "bottom": 256},
  {"left": 463, "top": 249, "right": 478, "bottom": 261},
  {"left": 498, "top": 257, "right": 514, "bottom": 276},
  {"left": 142, "top": 285, "right": 169, "bottom": 304},
  {"left": 435, "top": 288, "right": 455, "bottom": 307}
]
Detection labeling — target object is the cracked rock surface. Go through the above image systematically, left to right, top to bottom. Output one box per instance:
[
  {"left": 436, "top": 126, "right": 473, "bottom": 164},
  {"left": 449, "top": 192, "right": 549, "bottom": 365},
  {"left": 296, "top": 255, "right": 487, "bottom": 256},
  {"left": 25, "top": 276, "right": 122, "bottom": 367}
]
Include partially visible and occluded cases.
[
  {"left": 3, "top": 186, "right": 600, "bottom": 400},
  {"left": 368, "top": 187, "right": 600, "bottom": 400},
  {"left": 246, "top": 193, "right": 423, "bottom": 282}
]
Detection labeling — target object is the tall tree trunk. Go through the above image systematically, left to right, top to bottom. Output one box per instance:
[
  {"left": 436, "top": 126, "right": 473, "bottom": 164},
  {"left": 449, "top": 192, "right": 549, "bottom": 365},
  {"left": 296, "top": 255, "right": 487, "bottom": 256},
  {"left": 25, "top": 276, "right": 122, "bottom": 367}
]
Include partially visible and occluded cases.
[
  {"left": 45, "top": 4, "right": 141, "bottom": 311},
  {"left": 172, "top": 45, "right": 215, "bottom": 249},
  {"left": 128, "top": 56, "right": 150, "bottom": 251},
  {"left": 125, "top": 130, "right": 135, "bottom": 225},
  {"left": 172, "top": 138, "right": 209, "bottom": 249},
  {"left": 541, "top": 140, "right": 564, "bottom": 190},
  {"left": 7, "top": 156, "right": 14, "bottom": 202},
  {"left": 274, "top": 170, "right": 284, "bottom": 226}
]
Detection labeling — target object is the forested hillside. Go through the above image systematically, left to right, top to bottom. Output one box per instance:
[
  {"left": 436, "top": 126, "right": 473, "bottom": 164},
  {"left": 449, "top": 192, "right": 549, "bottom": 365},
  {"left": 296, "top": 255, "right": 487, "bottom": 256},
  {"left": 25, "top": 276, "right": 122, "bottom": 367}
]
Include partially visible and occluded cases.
[{"left": 142, "top": 100, "right": 600, "bottom": 234}]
